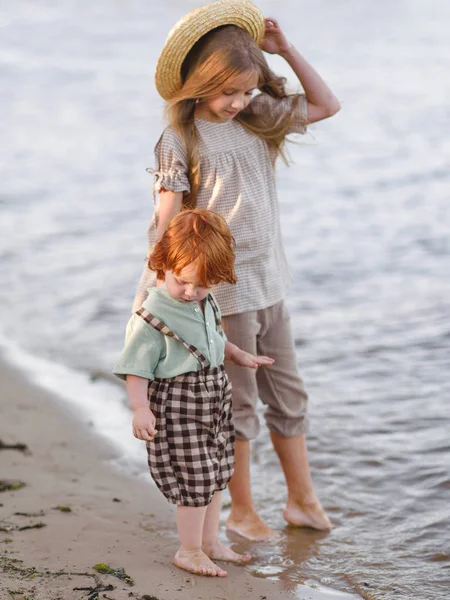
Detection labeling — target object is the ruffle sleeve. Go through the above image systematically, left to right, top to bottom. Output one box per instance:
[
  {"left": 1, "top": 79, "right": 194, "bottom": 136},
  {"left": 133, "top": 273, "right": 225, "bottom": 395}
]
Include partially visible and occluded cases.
[
  {"left": 248, "top": 93, "right": 308, "bottom": 135},
  {"left": 150, "top": 126, "right": 191, "bottom": 195}
]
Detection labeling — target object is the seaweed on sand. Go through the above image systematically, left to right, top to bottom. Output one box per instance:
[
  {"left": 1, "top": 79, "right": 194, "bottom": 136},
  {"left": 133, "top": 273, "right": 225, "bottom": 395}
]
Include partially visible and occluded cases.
[
  {"left": 0, "top": 439, "right": 30, "bottom": 454},
  {"left": 0, "top": 480, "right": 26, "bottom": 493},
  {"left": 93, "top": 563, "right": 134, "bottom": 585},
  {"left": 73, "top": 578, "right": 115, "bottom": 600}
]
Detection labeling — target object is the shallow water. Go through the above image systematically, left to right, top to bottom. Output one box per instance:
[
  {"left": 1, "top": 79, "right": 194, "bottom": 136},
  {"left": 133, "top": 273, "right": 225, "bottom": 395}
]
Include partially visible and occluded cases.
[{"left": 1, "top": 1, "right": 450, "bottom": 598}]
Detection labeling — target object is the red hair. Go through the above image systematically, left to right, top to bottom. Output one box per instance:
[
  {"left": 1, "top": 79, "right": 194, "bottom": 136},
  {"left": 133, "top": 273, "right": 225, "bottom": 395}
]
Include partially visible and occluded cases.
[{"left": 149, "top": 209, "right": 237, "bottom": 286}]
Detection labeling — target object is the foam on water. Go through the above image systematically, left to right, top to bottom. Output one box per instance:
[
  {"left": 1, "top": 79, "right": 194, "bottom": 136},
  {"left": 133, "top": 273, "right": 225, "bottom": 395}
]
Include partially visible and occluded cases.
[{"left": 0, "top": 332, "right": 148, "bottom": 478}]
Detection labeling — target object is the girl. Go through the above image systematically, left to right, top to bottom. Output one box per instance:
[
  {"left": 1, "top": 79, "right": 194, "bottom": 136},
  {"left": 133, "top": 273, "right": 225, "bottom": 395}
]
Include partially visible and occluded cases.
[
  {"left": 134, "top": 0, "right": 340, "bottom": 540},
  {"left": 115, "top": 209, "right": 274, "bottom": 577}
]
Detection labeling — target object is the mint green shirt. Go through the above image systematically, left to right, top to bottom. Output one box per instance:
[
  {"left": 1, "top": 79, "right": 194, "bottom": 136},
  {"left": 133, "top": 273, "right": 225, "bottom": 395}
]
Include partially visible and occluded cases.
[{"left": 114, "top": 289, "right": 226, "bottom": 381}]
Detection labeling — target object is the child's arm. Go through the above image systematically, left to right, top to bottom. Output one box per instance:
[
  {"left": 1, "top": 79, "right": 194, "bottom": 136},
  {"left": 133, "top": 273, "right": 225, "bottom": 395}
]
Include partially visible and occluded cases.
[
  {"left": 262, "top": 18, "right": 340, "bottom": 124},
  {"left": 151, "top": 127, "right": 189, "bottom": 248},
  {"left": 156, "top": 190, "right": 183, "bottom": 242},
  {"left": 153, "top": 191, "right": 183, "bottom": 287},
  {"left": 224, "top": 341, "right": 274, "bottom": 369},
  {"left": 126, "top": 375, "right": 157, "bottom": 441}
]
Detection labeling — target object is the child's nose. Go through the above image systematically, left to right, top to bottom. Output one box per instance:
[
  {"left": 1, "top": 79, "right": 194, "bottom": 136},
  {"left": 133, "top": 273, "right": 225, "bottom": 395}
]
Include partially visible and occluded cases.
[{"left": 231, "top": 96, "right": 245, "bottom": 110}]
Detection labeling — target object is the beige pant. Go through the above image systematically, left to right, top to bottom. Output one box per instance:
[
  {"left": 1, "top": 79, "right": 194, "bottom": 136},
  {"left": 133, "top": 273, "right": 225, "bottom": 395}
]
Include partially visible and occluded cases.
[{"left": 222, "top": 300, "right": 308, "bottom": 441}]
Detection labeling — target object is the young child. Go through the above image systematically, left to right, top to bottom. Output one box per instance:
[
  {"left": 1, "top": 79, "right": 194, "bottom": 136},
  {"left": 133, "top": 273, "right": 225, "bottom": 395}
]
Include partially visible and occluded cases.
[
  {"left": 134, "top": 0, "right": 340, "bottom": 540},
  {"left": 115, "top": 209, "right": 274, "bottom": 577}
]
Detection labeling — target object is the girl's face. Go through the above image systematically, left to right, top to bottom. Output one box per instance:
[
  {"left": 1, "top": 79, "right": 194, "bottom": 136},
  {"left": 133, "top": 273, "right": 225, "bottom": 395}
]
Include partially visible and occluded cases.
[
  {"left": 196, "top": 70, "right": 259, "bottom": 123},
  {"left": 165, "top": 262, "right": 211, "bottom": 303}
]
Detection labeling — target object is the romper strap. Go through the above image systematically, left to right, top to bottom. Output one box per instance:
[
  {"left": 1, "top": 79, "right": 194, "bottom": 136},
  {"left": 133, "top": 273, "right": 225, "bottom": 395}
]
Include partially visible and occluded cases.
[
  {"left": 207, "top": 294, "right": 224, "bottom": 337},
  {"left": 135, "top": 307, "right": 210, "bottom": 369}
]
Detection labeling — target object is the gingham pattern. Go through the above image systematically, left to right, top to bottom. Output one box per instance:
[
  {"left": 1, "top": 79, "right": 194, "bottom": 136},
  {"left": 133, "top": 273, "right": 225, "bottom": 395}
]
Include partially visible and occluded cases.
[
  {"left": 132, "top": 93, "right": 308, "bottom": 315},
  {"left": 136, "top": 299, "right": 234, "bottom": 507},
  {"left": 146, "top": 366, "right": 234, "bottom": 507}
]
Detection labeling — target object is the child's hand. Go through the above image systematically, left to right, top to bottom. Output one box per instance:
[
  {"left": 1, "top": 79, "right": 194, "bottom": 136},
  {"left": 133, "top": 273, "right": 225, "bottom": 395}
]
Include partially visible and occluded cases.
[
  {"left": 261, "top": 18, "right": 291, "bottom": 56},
  {"left": 230, "top": 347, "right": 275, "bottom": 370},
  {"left": 132, "top": 407, "right": 157, "bottom": 442}
]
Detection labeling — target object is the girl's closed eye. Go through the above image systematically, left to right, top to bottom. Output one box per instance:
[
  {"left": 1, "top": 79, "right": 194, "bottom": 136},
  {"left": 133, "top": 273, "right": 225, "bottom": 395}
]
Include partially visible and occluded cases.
[{"left": 223, "top": 89, "right": 255, "bottom": 97}]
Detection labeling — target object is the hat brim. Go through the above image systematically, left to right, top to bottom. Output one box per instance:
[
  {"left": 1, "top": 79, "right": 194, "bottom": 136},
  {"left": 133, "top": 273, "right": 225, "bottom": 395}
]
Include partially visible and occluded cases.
[{"left": 155, "top": 0, "right": 265, "bottom": 101}]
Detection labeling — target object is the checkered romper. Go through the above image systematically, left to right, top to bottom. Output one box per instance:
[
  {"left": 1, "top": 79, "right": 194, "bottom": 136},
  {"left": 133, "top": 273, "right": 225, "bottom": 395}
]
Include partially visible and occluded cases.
[{"left": 136, "top": 295, "right": 235, "bottom": 507}]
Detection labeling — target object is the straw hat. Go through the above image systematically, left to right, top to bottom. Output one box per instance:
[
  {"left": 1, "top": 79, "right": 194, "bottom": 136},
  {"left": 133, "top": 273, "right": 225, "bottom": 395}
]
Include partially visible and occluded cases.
[{"left": 155, "top": 0, "right": 265, "bottom": 100}]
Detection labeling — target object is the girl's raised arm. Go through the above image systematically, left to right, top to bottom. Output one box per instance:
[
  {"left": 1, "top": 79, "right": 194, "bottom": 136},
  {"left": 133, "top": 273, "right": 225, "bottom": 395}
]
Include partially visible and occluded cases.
[{"left": 262, "top": 18, "right": 340, "bottom": 124}]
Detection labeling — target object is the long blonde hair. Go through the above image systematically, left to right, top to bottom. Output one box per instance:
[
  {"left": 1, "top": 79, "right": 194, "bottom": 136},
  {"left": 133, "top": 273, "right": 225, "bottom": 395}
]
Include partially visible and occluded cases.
[{"left": 165, "top": 25, "right": 300, "bottom": 207}]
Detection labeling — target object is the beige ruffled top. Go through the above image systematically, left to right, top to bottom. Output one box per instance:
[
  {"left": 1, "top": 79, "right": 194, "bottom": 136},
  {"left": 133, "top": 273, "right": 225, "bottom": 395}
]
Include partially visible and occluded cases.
[{"left": 133, "top": 93, "right": 308, "bottom": 316}]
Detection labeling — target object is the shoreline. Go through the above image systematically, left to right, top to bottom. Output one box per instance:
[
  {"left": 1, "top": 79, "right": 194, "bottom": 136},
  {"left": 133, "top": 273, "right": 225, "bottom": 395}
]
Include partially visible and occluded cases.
[
  {"left": 0, "top": 353, "right": 359, "bottom": 600},
  {"left": 0, "top": 354, "right": 297, "bottom": 599}
]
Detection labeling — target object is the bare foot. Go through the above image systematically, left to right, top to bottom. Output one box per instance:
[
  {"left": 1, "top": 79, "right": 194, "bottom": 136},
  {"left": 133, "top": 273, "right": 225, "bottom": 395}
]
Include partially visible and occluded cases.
[
  {"left": 283, "top": 499, "right": 332, "bottom": 531},
  {"left": 226, "top": 510, "right": 281, "bottom": 541},
  {"left": 203, "top": 540, "right": 252, "bottom": 563},
  {"left": 173, "top": 548, "right": 227, "bottom": 577}
]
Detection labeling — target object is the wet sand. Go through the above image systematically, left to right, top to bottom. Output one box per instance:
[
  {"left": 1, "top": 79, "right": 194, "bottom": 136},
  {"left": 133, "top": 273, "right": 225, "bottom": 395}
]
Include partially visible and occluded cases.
[{"left": 0, "top": 355, "right": 356, "bottom": 600}]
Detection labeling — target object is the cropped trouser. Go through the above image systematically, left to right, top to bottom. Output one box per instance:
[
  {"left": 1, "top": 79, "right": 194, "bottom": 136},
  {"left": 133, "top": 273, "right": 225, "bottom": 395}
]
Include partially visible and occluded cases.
[{"left": 222, "top": 299, "right": 308, "bottom": 441}]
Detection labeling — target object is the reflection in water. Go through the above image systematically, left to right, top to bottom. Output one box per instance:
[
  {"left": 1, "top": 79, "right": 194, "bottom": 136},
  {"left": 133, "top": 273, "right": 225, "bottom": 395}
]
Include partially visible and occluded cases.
[{"left": 255, "top": 527, "right": 331, "bottom": 582}]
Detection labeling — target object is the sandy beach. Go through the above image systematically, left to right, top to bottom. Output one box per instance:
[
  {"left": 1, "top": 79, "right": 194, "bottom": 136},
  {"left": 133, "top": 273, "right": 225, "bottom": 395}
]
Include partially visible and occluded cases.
[
  {"left": 0, "top": 355, "right": 294, "bottom": 600},
  {"left": 1, "top": 355, "right": 359, "bottom": 600}
]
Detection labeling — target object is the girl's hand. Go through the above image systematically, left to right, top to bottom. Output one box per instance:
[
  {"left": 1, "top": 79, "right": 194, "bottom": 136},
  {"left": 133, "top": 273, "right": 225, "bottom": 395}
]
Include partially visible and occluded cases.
[
  {"left": 260, "top": 18, "right": 291, "bottom": 56},
  {"left": 230, "top": 347, "right": 275, "bottom": 370},
  {"left": 132, "top": 407, "right": 157, "bottom": 442}
]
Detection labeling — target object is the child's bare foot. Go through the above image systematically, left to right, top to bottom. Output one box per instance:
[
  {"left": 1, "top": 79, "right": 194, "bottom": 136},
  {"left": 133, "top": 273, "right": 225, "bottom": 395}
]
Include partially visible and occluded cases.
[
  {"left": 283, "top": 499, "right": 332, "bottom": 531},
  {"left": 226, "top": 510, "right": 281, "bottom": 541},
  {"left": 203, "top": 540, "right": 252, "bottom": 563},
  {"left": 173, "top": 548, "right": 227, "bottom": 577}
]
